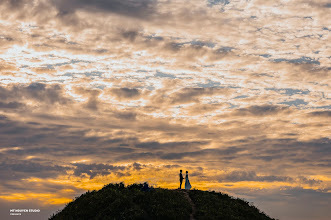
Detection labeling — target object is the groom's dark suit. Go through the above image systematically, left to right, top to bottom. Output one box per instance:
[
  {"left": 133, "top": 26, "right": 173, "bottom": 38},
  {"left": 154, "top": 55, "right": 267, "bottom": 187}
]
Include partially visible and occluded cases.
[{"left": 179, "top": 172, "right": 184, "bottom": 189}]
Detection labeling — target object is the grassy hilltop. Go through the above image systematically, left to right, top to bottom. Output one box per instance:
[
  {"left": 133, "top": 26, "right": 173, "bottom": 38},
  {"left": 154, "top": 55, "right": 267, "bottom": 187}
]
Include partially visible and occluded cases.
[{"left": 50, "top": 183, "right": 275, "bottom": 220}]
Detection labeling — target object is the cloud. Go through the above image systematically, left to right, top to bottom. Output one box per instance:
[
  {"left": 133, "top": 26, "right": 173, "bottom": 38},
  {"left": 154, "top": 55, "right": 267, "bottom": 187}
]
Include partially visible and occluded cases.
[
  {"left": 0, "top": 0, "right": 330, "bottom": 219},
  {"left": 3, "top": 0, "right": 27, "bottom": 9},
  {"left": 51, "top": 0, "right": 157, "bottom": 19},
  {"left": 207, "top": 0, "right": 230, "bottom": 7},
  {"left": 273, "top": 56, "right": 320, "bottom": 65},
  {"left": 0, "top": 83, "right": 69, "bottom": 106},
  {"left": 73, "top": 86, "right": 101, "bottom": 110},
  {"left": 149, "top": 87, "right": 234, "bottom": 106},
  {"left": 109, "top": 88, "right": 141, "bottom": 100},
  {"left": 170, "top": 88, "right": 229, "bottom": 104},
  {"left": 0, "top": 101, "right": 24, "bottom": 109},
  {"left": 230, "top": 104, "right": 291, "bottom": 117},
  {"left": 309, "top": 110, "right": 331, "bottom": 118},
  {"left": 135, "top": 141, "right": 209, "bottom": 150},
  {"left": 159, "top": 146, "right": 244, "bottom": 160},
  {"left": 0, "top": 158, "right": 69, "bottom": 181},
  {"left": 132, "top": 162, "right": 144, "bottom": 171},
  {"left": 71, "top": 163, "right": 126, "bottom": 179},
  {"left": 217, "top": 171, "right": 323, "bottom": 185},
  {"left": 218, "top": 171, "right": 293, "bottom": 182},
  {"left": 222, "top": 187, "right": 331, "bottom": 220}
]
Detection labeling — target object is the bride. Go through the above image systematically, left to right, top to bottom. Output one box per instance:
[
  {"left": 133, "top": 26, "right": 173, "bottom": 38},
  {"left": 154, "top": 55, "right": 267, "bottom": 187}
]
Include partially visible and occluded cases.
[{"left": 185, "top": 171, "right": 191, "bottom": 190}]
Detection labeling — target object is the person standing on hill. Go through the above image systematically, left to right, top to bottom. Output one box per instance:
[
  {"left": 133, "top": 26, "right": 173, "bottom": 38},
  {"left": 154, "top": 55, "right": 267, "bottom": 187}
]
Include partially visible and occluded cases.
[
  {"left": 179, "top": 170, "right": 184, "bottom": 189},
  {"left": 185, "top": 171, "right": 191, "bottom": 190}
]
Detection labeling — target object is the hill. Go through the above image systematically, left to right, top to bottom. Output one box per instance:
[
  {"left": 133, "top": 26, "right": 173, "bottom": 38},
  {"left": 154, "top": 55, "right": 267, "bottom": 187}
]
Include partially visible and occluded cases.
[{"left": 49, "top": 183, "right": 276, "bottom": 220}]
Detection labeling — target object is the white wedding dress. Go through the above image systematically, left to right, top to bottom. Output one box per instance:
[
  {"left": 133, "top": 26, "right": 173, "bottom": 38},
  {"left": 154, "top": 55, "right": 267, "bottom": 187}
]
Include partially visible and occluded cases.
[{"left": 185, "top": 174, "right": 191, "bottom": 190}]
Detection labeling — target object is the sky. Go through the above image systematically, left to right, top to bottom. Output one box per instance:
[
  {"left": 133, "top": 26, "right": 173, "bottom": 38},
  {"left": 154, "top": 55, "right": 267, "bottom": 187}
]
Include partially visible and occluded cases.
[{"left": 0, "top": 0, "right": 330, "bottom": 219}]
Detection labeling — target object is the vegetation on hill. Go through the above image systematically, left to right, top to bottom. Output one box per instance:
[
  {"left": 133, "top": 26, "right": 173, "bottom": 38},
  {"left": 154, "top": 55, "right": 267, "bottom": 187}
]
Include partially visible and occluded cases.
[
  {"left": 50, "top": 183, "right": 275, "bottom": 220},
  {"left": 50, "top": 183, "right": 191, "bottom": 220},
  {"left": 189, "top": 190, "right": 274, "bottom": 220}
]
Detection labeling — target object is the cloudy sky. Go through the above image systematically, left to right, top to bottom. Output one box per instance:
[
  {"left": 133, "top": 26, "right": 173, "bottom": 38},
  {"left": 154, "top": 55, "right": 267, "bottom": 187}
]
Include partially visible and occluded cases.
[{"left": 0, "top": 0, "right": 330, "bottom": 219}]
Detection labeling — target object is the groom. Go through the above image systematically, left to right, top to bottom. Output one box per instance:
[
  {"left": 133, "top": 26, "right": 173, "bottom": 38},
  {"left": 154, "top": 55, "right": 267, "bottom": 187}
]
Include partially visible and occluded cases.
[{"left": 179, "top": 170, "right": 184, "bottom": 189}]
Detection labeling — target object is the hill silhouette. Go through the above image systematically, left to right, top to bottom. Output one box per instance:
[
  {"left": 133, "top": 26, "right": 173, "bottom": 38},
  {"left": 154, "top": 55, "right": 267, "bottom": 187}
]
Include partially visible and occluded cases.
[{"left": 49, "top": 183, "right": 276, "bottom": 220}]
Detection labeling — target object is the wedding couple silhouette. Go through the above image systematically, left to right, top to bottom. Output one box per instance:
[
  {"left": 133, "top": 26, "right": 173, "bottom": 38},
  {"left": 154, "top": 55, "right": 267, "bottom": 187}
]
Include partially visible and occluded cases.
[{"left": 179, "top": 170, "right": 191, "bottom": 190}]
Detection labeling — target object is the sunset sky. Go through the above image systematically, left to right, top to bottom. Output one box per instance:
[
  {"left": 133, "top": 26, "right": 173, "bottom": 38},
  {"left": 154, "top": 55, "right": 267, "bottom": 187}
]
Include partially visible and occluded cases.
[{"left": 0, "top": 0, "right": 330, "bottom": 219}]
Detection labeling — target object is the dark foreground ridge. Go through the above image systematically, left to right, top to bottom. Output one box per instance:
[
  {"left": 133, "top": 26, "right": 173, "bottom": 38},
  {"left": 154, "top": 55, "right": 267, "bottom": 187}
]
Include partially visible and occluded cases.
[{"left": 50, "top": 183, "right": 276, "bottom": 220}]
